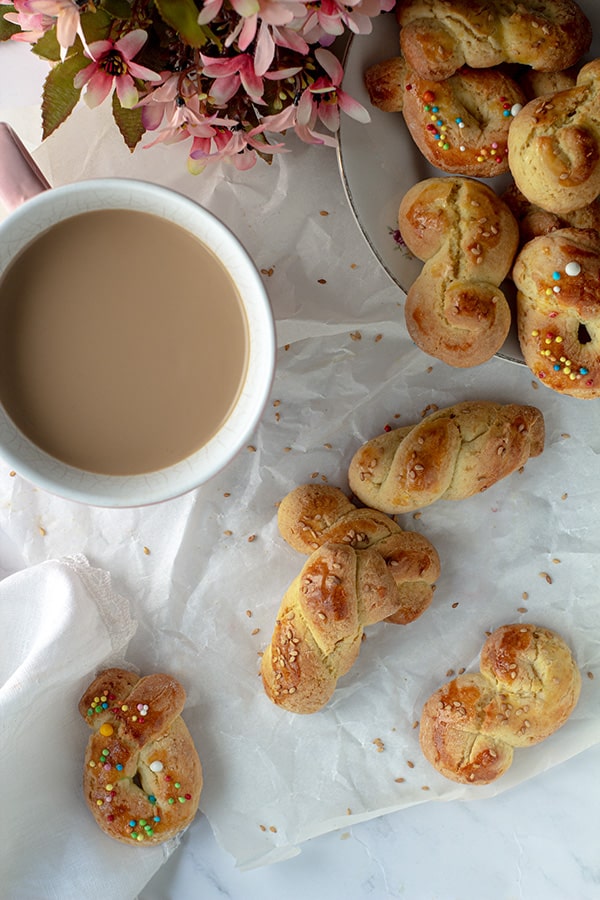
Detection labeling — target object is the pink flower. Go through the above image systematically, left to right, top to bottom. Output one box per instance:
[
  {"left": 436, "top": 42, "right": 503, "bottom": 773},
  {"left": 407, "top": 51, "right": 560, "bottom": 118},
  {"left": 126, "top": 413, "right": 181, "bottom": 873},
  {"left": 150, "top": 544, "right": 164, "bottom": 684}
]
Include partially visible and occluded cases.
[
  {"left": 2, "top": 0, "right": 54, "bottom": 43},
  {"left": 11, "top": 0, "right": 92, "bottom": 56},
  {"left": 303, "top": 0, "right": 394, "bottom": 46},
  {"left": 74, "top": 30, "right": 161, "bottom": 109},
  {"left": 303, "top": 47, "right": 370, "bottom": 132},
  {"left": 188, "top": 123, "right": 287, "bottom": 173}
]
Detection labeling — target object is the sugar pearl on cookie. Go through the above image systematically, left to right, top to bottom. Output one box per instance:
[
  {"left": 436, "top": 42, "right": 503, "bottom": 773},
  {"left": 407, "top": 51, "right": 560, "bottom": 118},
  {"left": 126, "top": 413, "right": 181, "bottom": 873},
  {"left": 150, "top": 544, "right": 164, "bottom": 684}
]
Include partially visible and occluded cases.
[{"left": 565, "top": 261, "right": 581, "bottom": 276}]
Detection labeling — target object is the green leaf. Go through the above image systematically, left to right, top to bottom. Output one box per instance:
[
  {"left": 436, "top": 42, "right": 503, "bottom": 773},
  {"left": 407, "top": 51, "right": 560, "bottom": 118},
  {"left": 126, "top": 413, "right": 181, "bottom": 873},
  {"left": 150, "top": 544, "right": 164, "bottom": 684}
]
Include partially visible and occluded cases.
[
  {"left": 99, "top": 0, "right": 132, "bottom": 19},
  {"left": 154, "top": 0, "right": 208, "bottom": 48},
  {"left": 0, "top": 6, "right": 19, "bottom": 42},
  {"left": 79, "top": 7, "right": 112, "bottom": 43},
  {"left": 32, "top": 27, "right": 61, "bottom": 62},
  {"left": 41, "top": 53, "right": 89, "bottom": 140},
  {"left": 112, "top": 91, "right": 145, "bottom": 152}
]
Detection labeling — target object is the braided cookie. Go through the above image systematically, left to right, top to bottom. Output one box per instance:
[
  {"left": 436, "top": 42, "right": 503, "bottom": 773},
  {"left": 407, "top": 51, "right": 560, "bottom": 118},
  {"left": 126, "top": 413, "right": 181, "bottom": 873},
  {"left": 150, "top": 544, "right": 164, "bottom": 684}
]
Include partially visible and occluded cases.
[
  {"left": 397, "top": 0, "right": 592, "bottom": 82},
  {"left": 365, "top": 56, "right": 525, "bottom": 177},
  {"left": 508, "top": 60, "right": 600, "bottom": 215},
  {"left": 398, "top": 177, "right": 519, "bottom": 366},
  {"left": 502, "top": 183, "right": 600, "bottom": 246},
  {"left": 513, "top": 227, "right": 600, "bottom": 398},
  {"left": 348, "top": 400, "right": 545, "bottom": 515},
  {"left": 261, "top": 484, "right": 441, "bottom": 713},
  {"left": 419, "top": 624, "right": 581, "bottom": 784},
  {"left": 80, "top": 668, "right": 202, "bottom": 844}
]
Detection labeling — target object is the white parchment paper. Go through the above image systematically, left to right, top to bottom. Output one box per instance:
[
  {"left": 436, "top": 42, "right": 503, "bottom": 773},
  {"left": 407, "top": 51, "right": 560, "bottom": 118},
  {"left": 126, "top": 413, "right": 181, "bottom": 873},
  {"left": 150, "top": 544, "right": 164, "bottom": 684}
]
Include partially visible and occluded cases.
[{"left": 1, "top": 74, "right": 599, "bottom": 877}]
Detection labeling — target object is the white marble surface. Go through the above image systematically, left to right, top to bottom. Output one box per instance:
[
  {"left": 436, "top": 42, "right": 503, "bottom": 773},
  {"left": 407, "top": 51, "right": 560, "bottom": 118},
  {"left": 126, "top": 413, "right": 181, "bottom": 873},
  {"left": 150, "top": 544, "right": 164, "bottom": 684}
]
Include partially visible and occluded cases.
[{"left": 2, "top": 34, "right": 600, "bottom": 900}]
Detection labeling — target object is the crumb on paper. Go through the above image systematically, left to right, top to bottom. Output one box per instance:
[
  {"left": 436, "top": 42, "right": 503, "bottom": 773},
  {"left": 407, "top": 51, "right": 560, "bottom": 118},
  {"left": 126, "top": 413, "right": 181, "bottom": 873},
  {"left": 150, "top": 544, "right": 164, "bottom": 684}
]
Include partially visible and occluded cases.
[
  {"left": 319, "top": 210, "right": 329, "bottom": 216},
  {"left": 350, "top": 263, "right": 358, "bottom": 269},
  {"left": 260, "top": 267, "right": 274, "bottom": 277},
  {"left": 317, "top": 278, "right": 327, "bottom": 284},
  {"left": 350, "top": 331, "right": 361, "bottom": 341},
  {"left": 375, "top": 334, "right": 383, "bottom": 342},
  {"left": 531, "top": 381, "right": 539, "bottom": 389},
  {"left": 273, "top": 400, "right": 281, "bottom": 407},
  {"left": 421, "top": 404, "right": 439, "bottom": 417},
  {"left": 561, "top": 433, "right": 571, "bottom": 439},
  {"left": 324, "top": 442, "right": 332, "bottom": 449},
  {"left": 247, "top": 445, "right": 256, "bottom": 452},
  {"left": 283, "top": 447, "right": 292, "bottom": 453},
  {"left": 9, "top": 470, "right": 16, "bottom": 477},
  {"left": 311, "top": 472, "right": 319, "bottom": 479},
  {"left": 223, "top": 492, "right": 231, "bottom": 498},
  {"left": 561, "top": 492, "right": 568, "bottom": 500},
  {"left": 413, "top": 511, "right": 422, "bottom": 520},
  {"left": 38, "top": 525, "right": 47, "bottom": 537},
  {"left": 224, "top": 529, "right": 233, "bottom": 536},
  {"left": 248, "top": 534, "right": 256, "bottom": 543},
  {"left": 143, "top": 546, "right": 151, "bottom": 555},
  {"left": 552, "top": 558, "right": 561, "bottom": 565},
  {"left": 539, "top": 572, "right": 553, "bottom": 584},
  {"left": 522, "top": 591, "right": 529, "bottom": 600},
  {"left": 451, "top": 601, "right": 459, "bottom": 609},
  {"left": 518, "top": 606, "right": 528, "bottom": 613},
  {"left": 246, "top": 609, "right": 252, "bottom": 618},
  {"left": 251, "top": 627, "right": 260, "bottom": 636},
  {"left": 457, "top": 667, "right": 465, "bottom": 675},
  {"left": 446, "top": 669, "right": 454, "bottom": 677},
  {"left": 588, "top": 671, "right": 594, "bottom": 680},
  {"left": 412, "top": 720, "right": 419, "bottom": 729},
  {"left": 372, "top": 738, "right": 385, "bottom": 753},
  {"left": 406, "top": 760, "right": 415, "bottom": 769},
  {"left": 394, "top": 777, "right": 405, "bottom": 783},
  {"left": 421, "top": 786, "right": 430, "bottom": 791},
  {"left": 346, "top": 807, "right": 352, "bottom": 815},
  {"left": 259, "top": 824, "right": 266, "bottom": 832},
  {"left": 269, "top": 826, "right": 277, "bottom": 833},
  {"left": 341, "top": 832, "right": 351, "bottom": 840}
]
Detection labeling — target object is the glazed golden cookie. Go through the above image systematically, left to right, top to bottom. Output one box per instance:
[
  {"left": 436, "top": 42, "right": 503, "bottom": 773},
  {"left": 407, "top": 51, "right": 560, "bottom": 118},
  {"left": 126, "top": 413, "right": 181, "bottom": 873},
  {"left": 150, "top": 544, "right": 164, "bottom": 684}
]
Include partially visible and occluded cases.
[
  {"left": 397, "top": 0, "right": 592, "bottom": 82},
  {"left": 364, "top": 56, "right": 525, "bottom": 177},
  {"left": 508, "top": 59, "right": 600, "bottom": 215},
  {"left": 398, "top": 176, "right": 518, "bottom": 366},
  {"left": 502, "top": 183, "right": 600, "bottom": 246},
  {"left": 513, "top": 227, "right": 600, "bottom": 398},
  {"left": 348, "top": 401, "right": 544, "bottom": 515},
  {"left": 261, "top": 484, "right": 440, "bottom": 713},
  {"left": 419, "top": 624, "right": 581, "bottom": 784},
  {"left": 80, "top": 668, "right": 202, "bottom": 844}
]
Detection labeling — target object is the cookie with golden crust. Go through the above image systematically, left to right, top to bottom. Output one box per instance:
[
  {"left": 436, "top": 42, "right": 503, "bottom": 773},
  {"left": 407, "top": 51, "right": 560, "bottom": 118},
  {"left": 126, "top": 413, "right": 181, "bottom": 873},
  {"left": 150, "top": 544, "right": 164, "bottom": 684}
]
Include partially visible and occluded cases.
[
  {"left": 397, "top": 0, "right": 592, "bottom": 82},
  {"left": 508, "top": 59, "right": 600, "bottom": 215},
  {"left": 398, "top": 176, "right": 518, "bottom": 366},
  {"left": 502, "top": 183, "right": 600, "bottom": 246},
  {"left": 513, "top": 226, "right": 600, "bottom": 398},
  {"left": 419, "top": 624, "right": 581, "bottom": 784},
  {"left": 80, "top": 668, "right": 203, "bottom": 845}
]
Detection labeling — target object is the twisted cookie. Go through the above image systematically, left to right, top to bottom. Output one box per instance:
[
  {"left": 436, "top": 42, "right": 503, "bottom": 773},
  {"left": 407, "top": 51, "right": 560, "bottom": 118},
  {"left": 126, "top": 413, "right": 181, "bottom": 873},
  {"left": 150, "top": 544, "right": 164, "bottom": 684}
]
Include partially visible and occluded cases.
[
  {"left": 397, "top": 0, "right": 591, "bottom": 82},
  {"left": 365, "top": 57, "right": 525, "bottom": 177},
  {"left": 508, "top": 60, "right": 600, "bottom": 215},
  {"left": 398, "top": 177, "right": 518, "bottom": 366},
  {"left": 502, "top": 183, "right": 600, "bottom": 246},
  {"left": 513, "top": 227, "right": 600, "bottom": 398},
  {"left": 348, "top": 400, "right": 545, "bottom": 515},
  {"left": 261, "top": 484, "right": 441, "bottom": 713},
  {"left": 419, "top": 624, "right": 581, "bottom": 784},
  {"left": 80, "top": 668, "right": 202, "bottom": 844}
]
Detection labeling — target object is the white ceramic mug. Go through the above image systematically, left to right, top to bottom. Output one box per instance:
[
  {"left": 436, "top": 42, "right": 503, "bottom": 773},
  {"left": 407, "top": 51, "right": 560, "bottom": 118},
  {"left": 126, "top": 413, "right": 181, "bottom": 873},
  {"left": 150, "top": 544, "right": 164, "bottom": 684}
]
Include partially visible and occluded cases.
[{"left": 0, "top": 123, "right": 276, "bottom": 507}]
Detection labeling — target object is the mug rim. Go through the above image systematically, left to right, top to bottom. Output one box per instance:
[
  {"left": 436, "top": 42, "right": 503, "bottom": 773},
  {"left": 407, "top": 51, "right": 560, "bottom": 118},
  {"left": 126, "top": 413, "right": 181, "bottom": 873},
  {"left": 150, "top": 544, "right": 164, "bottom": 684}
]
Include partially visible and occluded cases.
[{"left": 0, "top": 177, "right": 276, "bottom": 507}]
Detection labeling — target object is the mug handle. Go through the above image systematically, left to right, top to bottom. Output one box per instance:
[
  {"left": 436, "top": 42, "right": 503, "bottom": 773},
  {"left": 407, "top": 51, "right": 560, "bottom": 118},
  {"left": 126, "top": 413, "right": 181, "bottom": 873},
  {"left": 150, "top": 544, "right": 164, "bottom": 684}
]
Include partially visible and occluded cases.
[{"left": 0, "top": 122, "right": 51, "bottom": 212}]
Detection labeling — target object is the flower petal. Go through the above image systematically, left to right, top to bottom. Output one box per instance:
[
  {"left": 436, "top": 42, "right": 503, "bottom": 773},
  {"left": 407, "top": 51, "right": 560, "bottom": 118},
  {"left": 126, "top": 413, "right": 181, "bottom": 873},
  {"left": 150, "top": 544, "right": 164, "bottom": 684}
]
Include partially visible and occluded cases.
[
  {"left": 115, "top": 29, "right": 148, "bottom": 62},
  {"left": 315, "top": 47, "right": 343, "bottom": 85},
  {"left": 82, "top": 70, "right": 113, "bottom": 108},
  {"left": 115, "top": 73, "right": 138, "bottom": 108}
]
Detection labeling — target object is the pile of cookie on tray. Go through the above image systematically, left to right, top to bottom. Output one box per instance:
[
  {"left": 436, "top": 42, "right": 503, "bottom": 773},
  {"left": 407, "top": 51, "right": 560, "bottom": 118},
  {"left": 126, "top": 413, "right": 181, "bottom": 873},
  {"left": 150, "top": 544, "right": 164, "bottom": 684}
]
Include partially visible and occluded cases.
[{"left": 365, "top": 0, "right": 600, "bottom": 400}]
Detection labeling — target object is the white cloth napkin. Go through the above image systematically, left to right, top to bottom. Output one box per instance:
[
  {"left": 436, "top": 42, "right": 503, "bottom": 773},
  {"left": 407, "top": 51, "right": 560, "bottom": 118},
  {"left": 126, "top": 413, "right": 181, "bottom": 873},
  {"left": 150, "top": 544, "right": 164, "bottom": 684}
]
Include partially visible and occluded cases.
[{"left": 0, "top": 555, "right": 176, "bottom": 900}]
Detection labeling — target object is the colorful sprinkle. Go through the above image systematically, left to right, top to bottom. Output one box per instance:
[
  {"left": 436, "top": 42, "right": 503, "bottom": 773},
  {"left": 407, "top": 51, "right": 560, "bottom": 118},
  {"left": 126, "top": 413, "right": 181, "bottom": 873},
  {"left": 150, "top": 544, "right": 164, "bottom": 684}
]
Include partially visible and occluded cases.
[
  {"left": 511, "top": 103, "right": 523, "bottom": 116},
  {"left": 565, "top": 261, "right": 581, "bottom": 276},
  {"left": 552, "top": 271, "right": 561, "bottom": 280},
  {"left": 99, "top": 723, "right": 114, "bottom": 737},
  {"left": 149, "top": 760, "right": 164, "bottom": 773}
]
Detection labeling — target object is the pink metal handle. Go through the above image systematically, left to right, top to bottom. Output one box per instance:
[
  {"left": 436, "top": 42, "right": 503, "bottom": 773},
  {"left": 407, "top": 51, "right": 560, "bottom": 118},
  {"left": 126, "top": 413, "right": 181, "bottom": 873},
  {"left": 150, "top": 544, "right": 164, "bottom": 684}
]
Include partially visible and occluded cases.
[{"left": 0, "top": 122, "right": 51, "bottom": 212}]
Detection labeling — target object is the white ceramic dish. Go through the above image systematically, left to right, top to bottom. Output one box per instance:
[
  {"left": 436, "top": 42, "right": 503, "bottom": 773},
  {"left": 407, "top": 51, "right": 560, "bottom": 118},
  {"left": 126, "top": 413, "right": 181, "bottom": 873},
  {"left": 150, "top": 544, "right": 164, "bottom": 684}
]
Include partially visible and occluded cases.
[{"left": 337, "top": 0, "right": 600, "bottom": 365}]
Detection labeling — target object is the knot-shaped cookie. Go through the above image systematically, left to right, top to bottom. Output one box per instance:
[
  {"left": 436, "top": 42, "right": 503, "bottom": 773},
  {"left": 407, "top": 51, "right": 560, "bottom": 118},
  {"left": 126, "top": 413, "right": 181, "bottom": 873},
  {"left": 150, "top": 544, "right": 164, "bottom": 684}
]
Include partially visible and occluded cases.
[
  {"left": 397, "top": 0, "right": 592, "bottom": 82},
  {"left": 365, "top": 56, "right": 525, "bottom": 177},
  {"left": 508, "top": 60, "right": 600, "bottom": 215},
  {"left": 398, "top": 177, "right": 519, "bottom": 366},
  {"left": 502, "top": 183, "right": 600, "bottom": 246},
  {"left": 513, "top": 226, "right": 600, "bottom": 398},
  {"left": 348, "top": 400, "right": 545, "bottom": 514},
  {"left": 261, "top": 484, "right": 441, "bottom": 714},
  {"left": 419, "top": 624, "right": 581, "bottom": 784},
  {"left": 80, "top": 668, "right": 202, "bottom": 844}
]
